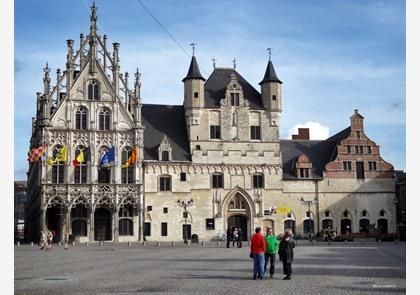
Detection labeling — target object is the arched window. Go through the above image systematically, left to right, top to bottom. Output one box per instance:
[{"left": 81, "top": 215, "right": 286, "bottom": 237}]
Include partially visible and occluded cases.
[
  {"left": 87, "top": 80, "right": 100, "bottom": 100},
  {"left": 75, "top": 106, "right": 88, "bottom": 130},
  {"left": 98, "top": 107, "right": 111, "bottom": 131},
  {"left": 51, "top": 145, "right": 65, "bottom": 183},
  {"left": 74, "top": 146, "right": 87, "bottom": 184},
  {"left": 121, "top": 146, "right": 134, "bottom": 184},
  {"left": 159, "top": 175, "right": 171, "bottom": 191},
  {"left": 229, "top": 194, "right": 246, "bottom": 210},
  {"left": 71, "top": 199, "right": 88, "bottom": 237},
  {"left": 322, "top": 219, "right": 333, "bottom": 230},
  {"left": 359, "top": 219, "right": 370, "bottom": 233},
  {"left": 72, "top": 220, "right": 87, "bottom": 236}
]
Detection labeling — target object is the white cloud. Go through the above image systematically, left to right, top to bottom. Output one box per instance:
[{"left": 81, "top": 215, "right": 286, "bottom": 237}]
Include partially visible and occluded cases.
[{"left": 287, "top": 121, "right": 330, "bottom": 140}]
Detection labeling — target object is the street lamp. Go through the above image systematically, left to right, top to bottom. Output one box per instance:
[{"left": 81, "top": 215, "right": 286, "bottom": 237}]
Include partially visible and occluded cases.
[
  {"left": 300, "top": 197, "right": 318, "bottom": 242},
  {"left": 177, "top": 198, "right": 194, "bottom": 244}
]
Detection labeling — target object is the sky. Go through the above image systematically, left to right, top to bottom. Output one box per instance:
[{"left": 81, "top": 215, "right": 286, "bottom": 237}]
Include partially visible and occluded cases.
[{"left": 14, "top": 0, "right": 406, "bottom": 180}]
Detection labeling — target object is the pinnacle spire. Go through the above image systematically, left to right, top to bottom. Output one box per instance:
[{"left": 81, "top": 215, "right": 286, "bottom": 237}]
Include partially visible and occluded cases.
[
  {"left": 90, "top": 1, "right": 98, "bottom": 36},
  {"left": 182, "top": 55, "right": 205, "bottom": 82},
  {"left": 259, "top": 59, "right": 282, "bottom": 85}
]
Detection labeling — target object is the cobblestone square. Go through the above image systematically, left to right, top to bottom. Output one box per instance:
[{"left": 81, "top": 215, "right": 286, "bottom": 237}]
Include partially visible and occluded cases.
[{"left": 14, "top": 241, "right": 405, "bottom": 294}]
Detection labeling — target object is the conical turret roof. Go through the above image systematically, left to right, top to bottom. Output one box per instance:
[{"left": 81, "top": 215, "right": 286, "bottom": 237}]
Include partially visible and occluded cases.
[
  {"left": 182, "top": 56, "right": 205, "bottom": 82},
  {"left": 259, "top": 60, "right": 282, "bottom": 85}
]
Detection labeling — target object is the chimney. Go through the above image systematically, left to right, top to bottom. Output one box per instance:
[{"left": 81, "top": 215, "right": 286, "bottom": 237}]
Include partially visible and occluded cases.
[{"left": 292, "top": 128, "right": 310, "bottom": 140}]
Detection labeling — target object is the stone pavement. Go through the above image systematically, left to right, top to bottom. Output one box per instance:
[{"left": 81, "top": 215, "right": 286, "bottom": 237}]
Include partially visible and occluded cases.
[{"left": 14, "top": 241, "right": 405, "bottom": 294}]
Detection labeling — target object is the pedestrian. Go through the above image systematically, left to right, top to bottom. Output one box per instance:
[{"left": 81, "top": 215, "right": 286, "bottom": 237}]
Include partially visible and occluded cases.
[
  {"left": 250, "top": 226, "right": 266, "bottom": 280},
  {"left": 226, "top": 227, "right": 232, "bottom": 248},
  {"left": 232, "top": 227, "right": 238, "bottom": 247},
  {"left": 264, "top": 227, "right": 279, "bottom": 279},
  {"left": 237, "top": 228, "right": 243, "bottom": 248},
  {"left": 278, "top": 229, "right": 295, "bottom": 280},
  {"left": 39, "top": 230, "right": 46, "bottom": 250},
  {"left": 47, "top": 230, "right": 53, "bottom": 250}
]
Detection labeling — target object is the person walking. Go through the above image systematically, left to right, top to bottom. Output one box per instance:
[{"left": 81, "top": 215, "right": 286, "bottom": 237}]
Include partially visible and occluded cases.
[
  {"left": 226, "top": 227, "right": 232, "bottom": 248},
  {"left": 250, "top": 227, "right": 266, "bottom": 280},
  {"left": 232, "top": 228, "right": 239, "bottom": 247},
  {"left": 237, "top": 228, "right": 243, "bottom": 248},
  {"left": 264, "top": 228, "right": 279, "bottom": 279},
  {"left": 278, "top": 229, "right": 295, "bottom": 280},
  {"left": 47, "top": 230, "right": 53, "bottom": 250}
]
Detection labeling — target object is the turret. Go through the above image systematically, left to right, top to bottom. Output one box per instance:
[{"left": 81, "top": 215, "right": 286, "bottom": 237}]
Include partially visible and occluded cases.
[
  {"left": 89, "top": 2, "right": 98, "bottom": 74},
  {"left": 66, "top": 39, "right": 74, "bottom": 90},
  {"left": 112, "top": 42, "right": 120, "bottom": 93},
  {"left": 259, "top": 49, "right": 282, "bottom": 112},
  {"left": 182, "top": 53, "right": 205, "bottom": 110},
  {"left": 133, "top": 68, "right": 142, "bottom": 128},
  {"left": 350, "top": 109, "right": 365, "bottom": 138}
]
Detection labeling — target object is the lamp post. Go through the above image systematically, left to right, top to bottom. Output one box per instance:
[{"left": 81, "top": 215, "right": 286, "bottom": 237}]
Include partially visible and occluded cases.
[
  {"left": 300, "top": 197, "right": 317, "bottom": 242},
  {"left": 393, "top": 197, "right": 400, "bottom": 242},
  {"left": 177, "top": 198, "right": 194, "bottom": 244}
]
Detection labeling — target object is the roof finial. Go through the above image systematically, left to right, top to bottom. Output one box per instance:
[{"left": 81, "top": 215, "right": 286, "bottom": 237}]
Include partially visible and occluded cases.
[
  {"left": 90, "top": 1, "right": 98, "bottom": 36},
  {"left": 190, "top": 42, "right": 196, "bottom": 56},
  {"left": 267, "top": 47, "right": 273, "bottom": 61},
  {"left": 212, "top": 58, "right": 216, "bottom": 69},
  {"left": 233, "top": 58, "right": 237, "bottom": 69},
  {"left": 135, "top": 67, "right": 141, "bottom": 83}
]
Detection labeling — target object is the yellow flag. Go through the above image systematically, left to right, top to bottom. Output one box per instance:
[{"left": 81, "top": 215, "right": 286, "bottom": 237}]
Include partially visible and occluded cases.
[
  {"left": 47, "top": 146, "right": 67, "bottom": 165},
  {"left": 275, "top": 206, "right": 292, "bottom": 214}
]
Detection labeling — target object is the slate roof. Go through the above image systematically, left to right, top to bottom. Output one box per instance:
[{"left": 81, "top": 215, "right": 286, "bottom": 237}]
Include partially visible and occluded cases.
[
  {"left": 182, "top": 56, "right": 205, "bottom": 82},
  {"left": 259, "top": 60, "right": 282, "bottom": 85},
  {"left": 204, "top": 68, "right": 264, "bottom": 109},
  {"left": 142, "top": 104, "right": 191, "bottom": 162},
  {"left": 280, "top": 127, "right": 351, "bottom": 179}
]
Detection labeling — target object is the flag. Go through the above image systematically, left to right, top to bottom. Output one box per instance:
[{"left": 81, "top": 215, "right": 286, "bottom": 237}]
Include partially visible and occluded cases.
[
  {"left": 27, "top": 145, "right": 45, "bottom": 162},
  {"left": 47, "top": 146, "right": 67, "bottom": 165},
  {"left": 100, "top": 146, "right": 115, "bottom": 166},
  {"left": 122, "top": 147, "right": 137, "bottom": 168},
  {"left": 72, "top": 150, "right": 85, "bottom": 168},
  {"left": 275, "top": 206, "right": 292, "bottom": 215}
]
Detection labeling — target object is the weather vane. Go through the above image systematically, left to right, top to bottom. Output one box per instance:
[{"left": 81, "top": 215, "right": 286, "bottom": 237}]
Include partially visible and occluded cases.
[
  {"left": 190, "top": 42, "right": 196, "bottom": 56},
  {"left": 267, "top": 47, "right": 273, "bottom": 60},
  {"left": 212, "top": 58, "right": 216, "bottom": 69},
  {"left": 233, "top": 58, "right": 236, "bottom": 69}
]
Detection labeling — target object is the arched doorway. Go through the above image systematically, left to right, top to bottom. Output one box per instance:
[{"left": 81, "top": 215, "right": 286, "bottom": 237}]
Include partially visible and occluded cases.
[
  {"left": 224, "top": 190, "right": 253, "bottom": 241},
  {"left": 46, "top": 197, "right": 63, "bottom": 242},
  {"left": 94, "top": 208, "right": 112, "bottom": 241},
  {"left": 359, "top": 218, "right": 370, "bottom": 233},
  {"left": 377, "top": 218, "right": 388, "bottom": 234},
  {"left": 303, "top": 219, "right": 314, "bottom": 235},
  {"left": 322, "top": 219, "right": 333, "bottom": 230},
  {"left": 341, "top": 219, "right": 352, "bottom": 235},
  {"left": 284, "top": 220, "right": 296, "bottom": 235}
]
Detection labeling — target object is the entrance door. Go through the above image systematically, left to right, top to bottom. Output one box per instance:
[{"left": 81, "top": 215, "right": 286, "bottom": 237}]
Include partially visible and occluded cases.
[
  {"left": 356, "top": 162, "right": 365, "bottom": 179},
  {"left": 46, "top": 206, "right": 62, "bottom": 242},
  {"left": 94, "top": 208, "right": 112, "bottom": 241},
  {"left": 228, "top": 215, "right": 248, "bottom": 241},
  {"left": 303, "top": 219, "right": 314, "bottom": 234},
  {"left": 341, "top": 219, "right": 352, "bottom": 235},
  {"left": 377, "top": 219, "right": 388, "bottom": 234},
  {"left": 182, "top": 224, "right": 191, "bottom": 241}
]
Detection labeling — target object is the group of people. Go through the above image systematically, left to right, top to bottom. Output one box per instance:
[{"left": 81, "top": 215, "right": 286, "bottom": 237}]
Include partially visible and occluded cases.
[
  {"left": 226, "top": 227, "right": 243, "bottom": 248},
  {"left": 250, "top": 227, "right": 295, "bottom": 280},
  {"left": 39, "top": 229, "right": 54, "bottom": 250}
]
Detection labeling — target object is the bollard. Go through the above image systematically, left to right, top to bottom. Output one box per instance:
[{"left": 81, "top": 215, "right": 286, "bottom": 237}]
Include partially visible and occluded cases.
[
  {"left": 217, "top": 240, "right": 220, "bottom": 247},
  {"left": 328, "top": 240, "right": 331, "bottom": 245},
  {"left": 344, "top": 240, "right": 348, "bottom": 244},
  {"left": 17, "top": 241, "right": 20, "bottom": 247},
  {"left": 100, "top": 241, "right": 103, "bottom": 246},
  {"left": 128, "top": 241, "right": 131, "bottom": 247},
  {"left": 142, "top": 241, "right": 146, "bottom": 246},
  {"left": 156, "top": 241, "right": 160, "bottom": 247},
  {"left": 172, "top": 241, "right": 175, "bottom": 247},
  {"left": 187, "top": 241, "right": 191, "bottom": 247},
  {"left": 202, "top": 241, "right": 205, "bottom": 247},
  {"left": 31, "top": 242, "right": 34, "bottom": 247},
  {"left": 58, "top": 242, "right": 61, "bottom": 247},
  {"left": 72, "top": 242, "right": 75, "bottom": 247},
  {"left": 86, "top": 242, "right": 89, "bottom": 247}
]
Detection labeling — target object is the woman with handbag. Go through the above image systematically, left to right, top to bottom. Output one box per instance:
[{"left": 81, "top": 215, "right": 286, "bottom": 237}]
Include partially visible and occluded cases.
[{"left": 278, "top": 229, "right": 295, "bottom": 280}]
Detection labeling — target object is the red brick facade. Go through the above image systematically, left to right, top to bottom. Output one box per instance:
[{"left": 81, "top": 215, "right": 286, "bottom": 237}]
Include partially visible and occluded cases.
[{"left": 324, "top": 110, "right": 394, "bottom": 179}]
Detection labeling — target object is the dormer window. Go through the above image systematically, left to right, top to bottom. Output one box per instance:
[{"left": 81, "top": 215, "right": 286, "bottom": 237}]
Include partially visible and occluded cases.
[
  {"left": 88, "top": 80, "right": 100, "bottom": 100},
  {"left": 230, "top": 93, "right": 240, "bottom": 106},
  {"left": 158, "top": 135, "right": 172, "bottom": 161},
  {"left": 295, "top": 154, "right": 312, "bottom": 179},
  {"left": 299, "top": 168, "right": 309, "bottom": 178}
]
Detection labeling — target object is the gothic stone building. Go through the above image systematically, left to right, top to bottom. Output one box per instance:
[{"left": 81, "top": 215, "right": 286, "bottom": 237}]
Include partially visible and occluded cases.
[{"left": 26, "top": 4, "right": 396, "bottom": 243}]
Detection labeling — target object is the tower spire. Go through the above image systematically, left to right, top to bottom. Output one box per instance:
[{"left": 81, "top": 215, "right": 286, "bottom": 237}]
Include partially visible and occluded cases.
[{"left": 90, "top": 1, "right": 98, "bottom": 36}]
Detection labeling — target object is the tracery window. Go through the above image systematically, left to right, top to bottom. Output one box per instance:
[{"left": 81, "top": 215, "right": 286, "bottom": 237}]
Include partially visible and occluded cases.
[
  {"left": 88, "top": 80, "right": 100, "bottom": 100},
  {"left": 75, "top": 106, "right": 88, "bottom": 130},
  {"left": 98, "top": 107, "right": 111, "bottom": 131}
]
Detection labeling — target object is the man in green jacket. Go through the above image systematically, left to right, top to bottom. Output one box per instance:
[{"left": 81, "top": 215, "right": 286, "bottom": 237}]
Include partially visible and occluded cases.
[{"left": 264, "top": 227, "right": 280, "bottom": 279}]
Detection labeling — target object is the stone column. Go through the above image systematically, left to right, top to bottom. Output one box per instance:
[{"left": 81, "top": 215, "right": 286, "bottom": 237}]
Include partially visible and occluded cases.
[
  {"left": 89, "top": 206, "right": 95, "bottom": 242},
  {"left": 113, "top": 206, "right": 119, "bottom": 242}
]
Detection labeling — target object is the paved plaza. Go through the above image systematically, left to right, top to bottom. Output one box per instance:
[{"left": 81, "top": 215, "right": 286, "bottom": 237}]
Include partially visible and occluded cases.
[{"left": 14, "top": 241, "right": 405, "bottom": 294}]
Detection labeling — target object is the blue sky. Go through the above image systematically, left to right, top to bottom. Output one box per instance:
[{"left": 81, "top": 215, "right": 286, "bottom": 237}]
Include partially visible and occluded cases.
[{"left": 14, "top": 0, "right": 406, "bottom": 180}]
